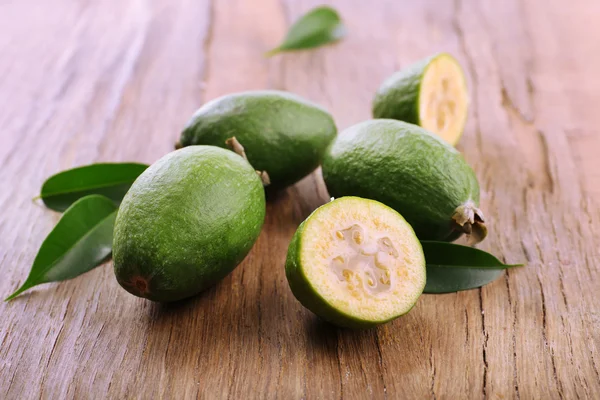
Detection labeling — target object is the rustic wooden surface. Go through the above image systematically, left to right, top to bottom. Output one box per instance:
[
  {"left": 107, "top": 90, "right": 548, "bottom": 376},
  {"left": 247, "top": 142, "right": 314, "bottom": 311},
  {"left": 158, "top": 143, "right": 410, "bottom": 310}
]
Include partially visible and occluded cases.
[{"left": 1, "top": 0, "right": 599, "bottom": 398}]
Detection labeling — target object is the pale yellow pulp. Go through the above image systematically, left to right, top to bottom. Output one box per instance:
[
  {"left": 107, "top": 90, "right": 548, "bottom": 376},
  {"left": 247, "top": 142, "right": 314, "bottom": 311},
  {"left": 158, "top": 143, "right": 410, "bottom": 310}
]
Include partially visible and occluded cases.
[
  {"left": 419, "top": 55, "right": 468, "bottom": 145},
  {"left": 300, "top": 198, "right": 426, "bottom": 322}
]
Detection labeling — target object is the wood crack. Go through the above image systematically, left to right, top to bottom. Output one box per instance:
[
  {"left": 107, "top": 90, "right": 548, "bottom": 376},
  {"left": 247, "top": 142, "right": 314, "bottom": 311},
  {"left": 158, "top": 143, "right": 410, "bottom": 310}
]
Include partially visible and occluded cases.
[
  {"left": 526, "top": 77, "right": 536, "bottom": 116},
  {"left": 501, "top": 86, "right": 533, "bottom": 124},
  {"left": 535, "top": 130, "right": 555, "bottom": 194},
  {"left": 520, "top": 239, "right": 532, "bottom": 263},
  {"left": 257, "top": 253, "right": 265, "bottom": 371},
  {"left": 558, "top": 264, "right": 569, "bottom": 310},
  {"left": 505, "top": 274, "right": 520, "bottom": 400},
  {"left": 537, "top": 276, "right": 564, "bottom": 399},
  {"left": 274, "top": 279, "right": 285, "bottom": 397},
  {"left": 478, "top": 288, "right": 488, "bottom": 399},
  {"left": 464, "top": 307, "right": 469, "bottom": 346},
  {"left": 163, "top": 323, "right": 175, "bottom": 367},
  {"left": 39, "top": 324, "right": 66, "bottom": 396},
  {"left": 374, "top": 331, "right": 388, "bottom": 399},
  {"left": 336, "top": 335, "right": 344, "bottom": 400},
  {"left": 356, "top": 341, "right": 372, "bottom": 395},
  {"left": 227, "top": 342, "right": 241, "bottom": 400},
  {"left": 429, "top": 343, "right": 437, "bottom": 400},
  {"left": 588, "top": 344, "right": 600, "bottom": 386},
  {"left": 5, "top": 364, "right": 18, "bottom": 398}
]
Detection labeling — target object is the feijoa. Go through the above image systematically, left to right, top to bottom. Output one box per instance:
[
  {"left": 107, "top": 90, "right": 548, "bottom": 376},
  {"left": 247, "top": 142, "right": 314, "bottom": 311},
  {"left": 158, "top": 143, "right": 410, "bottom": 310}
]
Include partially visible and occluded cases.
[
  {"left": 372, "top": 53, "right": 468, "bottom": 145},
  {"left": 178, "top": 90, "right": 337, "bottom": 189},
  {"left": 322, "top": 119, "right": 486, "bottom": 243},
  {"left": 113, "top": 146, "right": 266, "bottom": 302},
  {"left": 285, "top": 197, "right": 426, "bottom": 329}
]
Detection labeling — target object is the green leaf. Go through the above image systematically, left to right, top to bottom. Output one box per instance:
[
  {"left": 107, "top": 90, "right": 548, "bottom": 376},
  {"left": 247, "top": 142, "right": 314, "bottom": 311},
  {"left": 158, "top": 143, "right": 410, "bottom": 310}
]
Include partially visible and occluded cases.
[
  {"left": 266, "top": 6, "right": 345, "bottom": 56},
  {"left": 40, "top": 163, "right": 148, "bottom": 212},
  {"left": 5, "top": 195, "right": 118, "bottom": 301},
  {"left": 421, "top": 241, "right": 524, "bottom": 294}
]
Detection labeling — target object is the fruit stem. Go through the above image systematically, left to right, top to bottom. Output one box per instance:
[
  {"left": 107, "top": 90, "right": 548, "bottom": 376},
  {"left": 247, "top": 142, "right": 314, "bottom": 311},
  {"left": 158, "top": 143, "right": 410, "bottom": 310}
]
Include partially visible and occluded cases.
[
  {"left": 225, "top": 137, "right": 248, "bottom": 160},
  {"left": 226, "top": 137, "right": 270, "bottom": 187},
  {"left": 256, "top": 170, "right": 271, "bottom": 186},
  {"left": 452, "top": 200, "right": 487, "bottom": 244}
]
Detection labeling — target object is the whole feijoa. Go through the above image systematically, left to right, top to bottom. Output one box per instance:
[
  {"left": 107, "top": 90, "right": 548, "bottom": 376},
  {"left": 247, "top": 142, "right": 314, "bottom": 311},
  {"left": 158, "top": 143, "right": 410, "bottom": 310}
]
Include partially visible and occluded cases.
[
  {"left": 372, "top": 53, "right": 468, "bottom": 146},
  {"left": 177, "top": 90, "right": 337, "bottom": 189},
  {"left": 322, "top": 119, "right": 486, "bottom": 242},
  {"left": 113, "top": 146, "right": 266, "bottom": 302},
  {"left": 286, "top": 197, "right": 426, "bottom": 329}
]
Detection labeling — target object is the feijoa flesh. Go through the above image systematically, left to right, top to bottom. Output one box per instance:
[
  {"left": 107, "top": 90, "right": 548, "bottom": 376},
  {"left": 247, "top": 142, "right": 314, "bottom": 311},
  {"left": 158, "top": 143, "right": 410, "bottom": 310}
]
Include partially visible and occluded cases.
[
  {"left": 373, "top": 53, "right": 468, "bottom": 146},
  {"left": 322, "top": 119, "right": 486, "bottom": 243},
  {"left": 113, "top": 146, "right": 266, "bottom": 302},
  {"left": 285, "top": 197, "right": 426, "bottom": 329}
]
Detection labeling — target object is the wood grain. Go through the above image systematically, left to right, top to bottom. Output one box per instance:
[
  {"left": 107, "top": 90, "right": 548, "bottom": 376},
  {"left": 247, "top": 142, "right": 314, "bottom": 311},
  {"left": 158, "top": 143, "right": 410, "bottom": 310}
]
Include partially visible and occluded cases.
[{"left": 1, "top": 0, "right": 599, "bottom": 398}]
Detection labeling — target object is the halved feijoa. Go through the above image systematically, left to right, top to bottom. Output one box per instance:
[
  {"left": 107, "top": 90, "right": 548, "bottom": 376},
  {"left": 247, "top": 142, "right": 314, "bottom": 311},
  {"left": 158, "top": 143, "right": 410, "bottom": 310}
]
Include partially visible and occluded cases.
[
  {"left": 372, "top": 53, "right": 468, "bottom": 145},
  {"left": 285, "top": 197, "right": 426, "bottom": 329}
]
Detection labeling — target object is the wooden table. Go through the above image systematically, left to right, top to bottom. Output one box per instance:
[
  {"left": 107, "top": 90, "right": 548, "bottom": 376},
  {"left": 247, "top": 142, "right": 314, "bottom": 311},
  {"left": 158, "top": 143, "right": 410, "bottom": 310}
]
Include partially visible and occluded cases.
[{"left": 1, "top": 0, "right": 599, "bottom": 398}]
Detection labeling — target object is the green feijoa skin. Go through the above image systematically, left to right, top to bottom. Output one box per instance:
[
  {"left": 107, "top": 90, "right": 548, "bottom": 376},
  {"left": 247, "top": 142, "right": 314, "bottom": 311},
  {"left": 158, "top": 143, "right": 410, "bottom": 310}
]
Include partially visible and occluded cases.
[
  {"left": 372, "top": 53, "right": 468, "bottom": 146},
  {"left": 177, "top": 90, "right": 337, "bottom": 190},
  {"left": 322, "top": 119, "right": 486, "bottom": 243},
  {"left": 113, "top": 146, "right": 266, "bottom": 302},
  {"left": 285, "top": 197, "right": 426, "bottom": 329}
]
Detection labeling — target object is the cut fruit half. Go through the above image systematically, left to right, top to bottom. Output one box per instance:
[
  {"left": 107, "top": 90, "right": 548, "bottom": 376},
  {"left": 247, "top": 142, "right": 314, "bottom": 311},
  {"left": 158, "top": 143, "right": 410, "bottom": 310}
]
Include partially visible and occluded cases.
[
  {"left": 372, "top": 53, "right": 469, "bottom": 146},
  {"left": 418, "top": 54, "right": 469, "bottom": 145},
  {"left": 285, "top": 197, "right": 426, "bottom": 329}
]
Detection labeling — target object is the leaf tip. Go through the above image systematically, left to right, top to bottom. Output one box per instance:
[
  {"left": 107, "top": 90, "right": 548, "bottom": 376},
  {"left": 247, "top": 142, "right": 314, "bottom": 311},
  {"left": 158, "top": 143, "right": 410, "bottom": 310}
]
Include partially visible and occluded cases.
[
  {"left": 264, "top": 48, "right": 281, "bottom": 57},
  {"left": 4, "top": 287, "right": 26, "bottom": 302}
]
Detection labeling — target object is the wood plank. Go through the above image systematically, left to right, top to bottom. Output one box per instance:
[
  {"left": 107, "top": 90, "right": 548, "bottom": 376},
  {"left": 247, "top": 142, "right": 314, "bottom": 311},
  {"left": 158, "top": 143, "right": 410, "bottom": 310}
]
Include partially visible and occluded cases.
[{"left": 0, "top": 0, "right": 598, "bottom": 398}]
